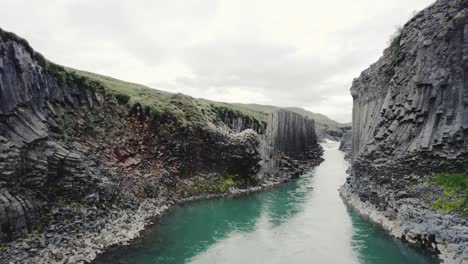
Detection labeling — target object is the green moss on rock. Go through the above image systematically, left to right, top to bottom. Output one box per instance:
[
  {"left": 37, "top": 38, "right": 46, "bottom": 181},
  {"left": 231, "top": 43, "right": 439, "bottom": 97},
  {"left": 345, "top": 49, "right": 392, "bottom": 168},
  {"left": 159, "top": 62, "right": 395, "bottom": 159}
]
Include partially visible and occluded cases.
[{"left": 427, "top": 173, "right": 468, "bottom": 215}]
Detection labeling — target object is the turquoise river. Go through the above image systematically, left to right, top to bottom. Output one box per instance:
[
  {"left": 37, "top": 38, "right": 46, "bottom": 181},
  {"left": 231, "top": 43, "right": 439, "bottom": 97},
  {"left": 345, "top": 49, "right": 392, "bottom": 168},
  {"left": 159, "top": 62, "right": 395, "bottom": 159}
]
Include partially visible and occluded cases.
[{"left": 94, "top": 141, "right": 440, "bottom": 264}]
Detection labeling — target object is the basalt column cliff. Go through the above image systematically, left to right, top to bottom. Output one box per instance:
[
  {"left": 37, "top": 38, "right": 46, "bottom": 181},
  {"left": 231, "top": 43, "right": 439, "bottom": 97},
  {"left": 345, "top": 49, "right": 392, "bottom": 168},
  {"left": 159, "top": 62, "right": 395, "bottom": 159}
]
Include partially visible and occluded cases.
[
  {"left": 341, "top": 0, "right": 468, "bottom": 263},
  {"left": 0, "top": 28, "right": 323, "bottom": 263},
  {"left": 258, "top": 110, "right": 323, "bottom": 179}
]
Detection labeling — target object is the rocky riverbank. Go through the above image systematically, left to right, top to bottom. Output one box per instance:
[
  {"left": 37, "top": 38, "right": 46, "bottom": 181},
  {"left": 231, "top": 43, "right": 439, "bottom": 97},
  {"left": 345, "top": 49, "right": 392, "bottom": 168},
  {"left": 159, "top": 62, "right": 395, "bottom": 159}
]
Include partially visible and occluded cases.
[
  {"left": 0, "top": 27, "right": 324, "bottom": 264},
  {"left": 0, "top": 171, "right": 319, "bottom": 264},
  {"left": 340, "top": 182, "right": 467, "bottom": 263}
]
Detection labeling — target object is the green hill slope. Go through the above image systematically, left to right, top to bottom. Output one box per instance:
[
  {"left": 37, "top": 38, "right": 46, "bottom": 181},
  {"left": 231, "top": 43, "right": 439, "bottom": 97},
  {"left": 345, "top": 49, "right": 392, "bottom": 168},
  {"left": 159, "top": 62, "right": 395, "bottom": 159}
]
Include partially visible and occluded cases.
[
  {"left": 69, "top": 69, "right": 268, "bottom": 126},
  {"left": 66, "top": 70, "right": 342, "bottom": 129},
  {"left": 233, "top": 103, "right": 347, "bottom": 129}
]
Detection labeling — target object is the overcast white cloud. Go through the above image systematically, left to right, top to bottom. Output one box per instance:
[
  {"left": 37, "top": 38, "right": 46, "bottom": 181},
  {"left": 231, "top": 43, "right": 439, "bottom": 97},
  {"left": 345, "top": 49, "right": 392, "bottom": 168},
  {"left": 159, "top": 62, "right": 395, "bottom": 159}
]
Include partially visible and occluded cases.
[{"left": 1, "top": 0, "right": 435, "bottom": 122}]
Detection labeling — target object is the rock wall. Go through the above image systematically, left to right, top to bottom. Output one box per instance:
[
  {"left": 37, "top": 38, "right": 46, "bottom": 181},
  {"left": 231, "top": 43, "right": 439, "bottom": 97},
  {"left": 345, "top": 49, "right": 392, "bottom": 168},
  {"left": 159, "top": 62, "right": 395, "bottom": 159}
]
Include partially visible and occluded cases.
[
  {"left": 343, "top": 0, "right": 468, "bottom": 262},
  {"left": 351, "top": 0, "right": 468, "bottom": 161},
  {"left": 0, "top": 27, "right": 324, "bottom": 249},
  {"left": 0, "top": 28, "right": 266, "bottom": 242},
  {"left": 0, "top": 30, "right": 98, "bottom": 241},
  {"left": 213, "top": 106, "right": 267, "bottom": 134},
  {"left": 258, "top": 110, "right": 323, "bottom": 179},
  {"left": 267, "top": 110, "right": 319, "bottom": 160},
  {"left": 338, "top": 128, "right": 352, "bottom": 158}
]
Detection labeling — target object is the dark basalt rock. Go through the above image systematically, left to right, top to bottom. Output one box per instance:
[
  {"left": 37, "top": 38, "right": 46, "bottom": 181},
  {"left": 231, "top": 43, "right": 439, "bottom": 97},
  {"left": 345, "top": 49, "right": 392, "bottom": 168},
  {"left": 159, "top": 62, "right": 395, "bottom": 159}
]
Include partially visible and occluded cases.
[
  {"left": 342, "top": 0, "right": 468, "bottom": 262},
  {"left": 350, "top": 0, "right": 468, "bottom": 160},
  {"left": 0, "top": 25, "right": 324, "bottom": 251},
  {"left": 0, "top": 29, "right": 264, "bottom": 242},
  {"left": 0, "top": 31, "right": 100, "bottom": 241},
  {"left": 213, "top": 106, "right": 267, "bottom": 134},
  {"left": 258, "top": 110, "right": 323, "bottom": 179},
  {"left": 267, "top": 110, "right": 320, "bottom": 160},
  {"left": 338, "top": 128, "right": 352, "bottom": 159}
]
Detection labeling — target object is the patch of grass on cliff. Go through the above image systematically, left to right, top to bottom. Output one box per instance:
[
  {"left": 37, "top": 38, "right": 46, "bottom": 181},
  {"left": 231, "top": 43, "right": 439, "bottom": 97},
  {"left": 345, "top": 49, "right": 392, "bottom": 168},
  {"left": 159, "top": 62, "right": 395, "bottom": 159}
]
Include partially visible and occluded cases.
[
  {"left": 454, "top": 11, "right": 465, "bottom": 20},
  {"left": 389, "top": 26, "right": 403, "bottom": 65},
  {"left": 0, "top": 27, "right": 266, "bottom": 127},
  {"left": 65, "top": 69, "right": 267, "bottom": 128},
  {"left": 70, "top": 69, "right": 172, "bottom": 113},
  {"left": 203, "top": 100, "right": 268, "bottom": 124},
  {"left": 232, "top": 103, "right": 344, "bottom": 129},
  {"left": 193, "top": 173, "right": 248, "bottom": 193},
  {"left": 220, "top": 173, "right": 247, "bottom": 192},
  {"left": 427, "top": 173, "right": 468, "bottom": 215},
  {"left": 217, "top": 175, "right": 237, "bottom": 192}
]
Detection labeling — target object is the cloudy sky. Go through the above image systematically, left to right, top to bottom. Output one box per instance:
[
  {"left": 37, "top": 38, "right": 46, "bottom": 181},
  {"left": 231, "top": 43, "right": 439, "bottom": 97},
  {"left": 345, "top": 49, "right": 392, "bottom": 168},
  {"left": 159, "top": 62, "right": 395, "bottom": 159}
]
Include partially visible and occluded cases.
[{"left": 2, "top": 0, "right": 435, "bottom": 122}]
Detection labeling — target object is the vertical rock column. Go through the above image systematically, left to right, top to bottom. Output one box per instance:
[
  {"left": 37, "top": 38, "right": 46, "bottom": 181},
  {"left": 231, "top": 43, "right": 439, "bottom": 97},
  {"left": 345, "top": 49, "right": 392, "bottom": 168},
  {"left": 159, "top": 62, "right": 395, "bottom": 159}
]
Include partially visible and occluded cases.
[
  {"left": 258, "top": 110, "right": 322, "bottom": 179},
  {"left": 267, "top": 110, "right": 318, "bottom": 160}
]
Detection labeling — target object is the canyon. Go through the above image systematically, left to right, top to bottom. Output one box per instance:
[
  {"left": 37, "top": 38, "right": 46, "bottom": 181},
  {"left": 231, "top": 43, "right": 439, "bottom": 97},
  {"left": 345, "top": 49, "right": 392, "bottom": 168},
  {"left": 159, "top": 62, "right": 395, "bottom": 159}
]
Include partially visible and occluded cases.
[
  {"left": 0, "top": 0, "right": 468, "bottom": 263},
  {"left": 0, "top": 27, "right": 324, "bottom": 263}
]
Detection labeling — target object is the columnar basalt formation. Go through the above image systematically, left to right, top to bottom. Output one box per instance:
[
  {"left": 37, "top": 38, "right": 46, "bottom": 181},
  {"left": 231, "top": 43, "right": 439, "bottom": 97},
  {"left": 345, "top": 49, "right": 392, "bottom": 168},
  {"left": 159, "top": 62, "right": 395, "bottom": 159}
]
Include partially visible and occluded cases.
[
  {"left": 341, "top": 0, "right": 468, "bottom": 262},
  {"left": 0, "top": 28, "right": 323, "bottom": 263},
  {"left": 0, "top": 28, "right": 268, "bottom": 242},
  {"left": 214, "top": 106, "right": 267, "bottom": 134},
  {"left": 258, "top": 110, "right": 323, "bottom": 180},
  {"left": 267, "top": 110, "right": 319, "bottom": 160},
  {"left": 338, "top": 128, "right": 352, "bottom": 159}
]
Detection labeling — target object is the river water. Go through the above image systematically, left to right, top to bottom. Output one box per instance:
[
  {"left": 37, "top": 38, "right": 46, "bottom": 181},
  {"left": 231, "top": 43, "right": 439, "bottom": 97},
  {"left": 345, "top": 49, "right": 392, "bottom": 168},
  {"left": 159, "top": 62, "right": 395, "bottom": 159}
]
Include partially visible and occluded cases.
[{"left": 94, "top": 141, "right": 439, "bottom": 264}]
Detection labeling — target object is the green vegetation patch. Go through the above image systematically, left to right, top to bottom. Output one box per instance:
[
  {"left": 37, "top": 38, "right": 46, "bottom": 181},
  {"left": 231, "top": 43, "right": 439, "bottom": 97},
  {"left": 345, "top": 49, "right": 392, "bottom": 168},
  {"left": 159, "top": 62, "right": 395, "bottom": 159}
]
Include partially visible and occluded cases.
[
  {"left": 454, "top": 11, "right": 465, "bottom": 20},
  {"left": 0, "top": 27, "right": 272, "bottom": 132},
  {"left": 389, "top": 27, "right": 403, "bottom": 65},
  {"left": 64, "top": 69, "right": 267, "bottom": 129},
  {"left": 205, "top": 101, "right": 269, "bottom": 124},
  {"left": 233, "top": 103, "right": 344, "bottom": 129},
  {"left": 193, "top": 173, "right": 251, "bottom": 194},
  {"left": 220, "top": 173, "right": 248, "bottom": 192},
  {"left": 427, "top": 173, "right": 468, "bottom": 215}
]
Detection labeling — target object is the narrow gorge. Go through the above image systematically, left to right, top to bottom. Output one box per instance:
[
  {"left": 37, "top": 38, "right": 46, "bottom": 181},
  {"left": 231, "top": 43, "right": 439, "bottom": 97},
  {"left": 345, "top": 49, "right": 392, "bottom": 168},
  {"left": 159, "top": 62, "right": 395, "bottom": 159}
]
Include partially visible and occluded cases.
[
  {"left": 1, "top": 0, "right": 468, "bottom": 263},
  {"left": 0, "top": 28, "right": 323, "bottom": 263}
]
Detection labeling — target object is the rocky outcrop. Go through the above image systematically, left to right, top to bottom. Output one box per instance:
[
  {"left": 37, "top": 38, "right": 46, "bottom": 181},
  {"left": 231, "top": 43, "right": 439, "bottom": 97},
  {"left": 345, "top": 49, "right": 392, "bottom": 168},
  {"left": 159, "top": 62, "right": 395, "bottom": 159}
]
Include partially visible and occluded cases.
[
  {"left": 341, "top": 0, "right": 468, "bottom": 263},
  {"left": 350, "top": 2, "right": 468, "bottom": 160},
  {"left": 0, "top": 28, "right": 323, "bottom": 263},
  {"left": 0, "top": 28, "right": 267, "bottom": 243},
  {"left": 0, "top": 30, "right": 101, "bottom": 241},
  {"left": 232, "top": 103, "right": 349, "bottom": 141},
  {"left": 212, "top": 105, "right": 267, "bottom": 134},
  {"left": 258, "top": 110, "right": 323, "bottom": 180},
  {"left": 266, "top": 110, "right": 320, "bottom": 160},
  {"left": 315, "top": 124, "right": 349, "bottom": 142},
  {"left": 338, "top": 128, "right": 352, "bottom": 158}
]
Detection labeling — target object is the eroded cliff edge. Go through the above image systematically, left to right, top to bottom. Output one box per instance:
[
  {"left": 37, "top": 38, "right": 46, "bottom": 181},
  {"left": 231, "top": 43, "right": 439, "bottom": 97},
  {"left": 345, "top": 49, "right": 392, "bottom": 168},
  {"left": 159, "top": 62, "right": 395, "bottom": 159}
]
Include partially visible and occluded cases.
[
  {"left": 341, "top": 0, "right": 468, "bottom": 263},
  {"left": 0, "top": 29, "right": 323, "bottom": 263}
]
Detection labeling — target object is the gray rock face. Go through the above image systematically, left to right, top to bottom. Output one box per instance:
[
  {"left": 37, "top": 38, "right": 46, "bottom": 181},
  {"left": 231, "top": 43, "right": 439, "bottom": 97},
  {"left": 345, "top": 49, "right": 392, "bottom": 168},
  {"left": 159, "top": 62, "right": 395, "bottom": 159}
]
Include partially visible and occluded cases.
[
  {"left": 343, "top": 0, "right": 468, "bottom": 262},
  {"left": 351, "top": 0, "right": 468, "bottom": 160},
  {"left": 0, "top": 25, "right": 324, "bottom": 255},
  {"left": 0, "top": 28, "right": 264, "bottom": 243},
  {"left": 0, "top": 30, "right": 101, "bottom": 241},
  {"left": 214, "top": 106, "right": 266, "bottom": 134},
  {"left": 258, "top": 110, "right": 323, "bottom": 179},
  {"left": 267, "top": 110, "right": 319, "bottom": 160},
  {"left": 338, "top": 128, "right": 352, "bottom": 158}
]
